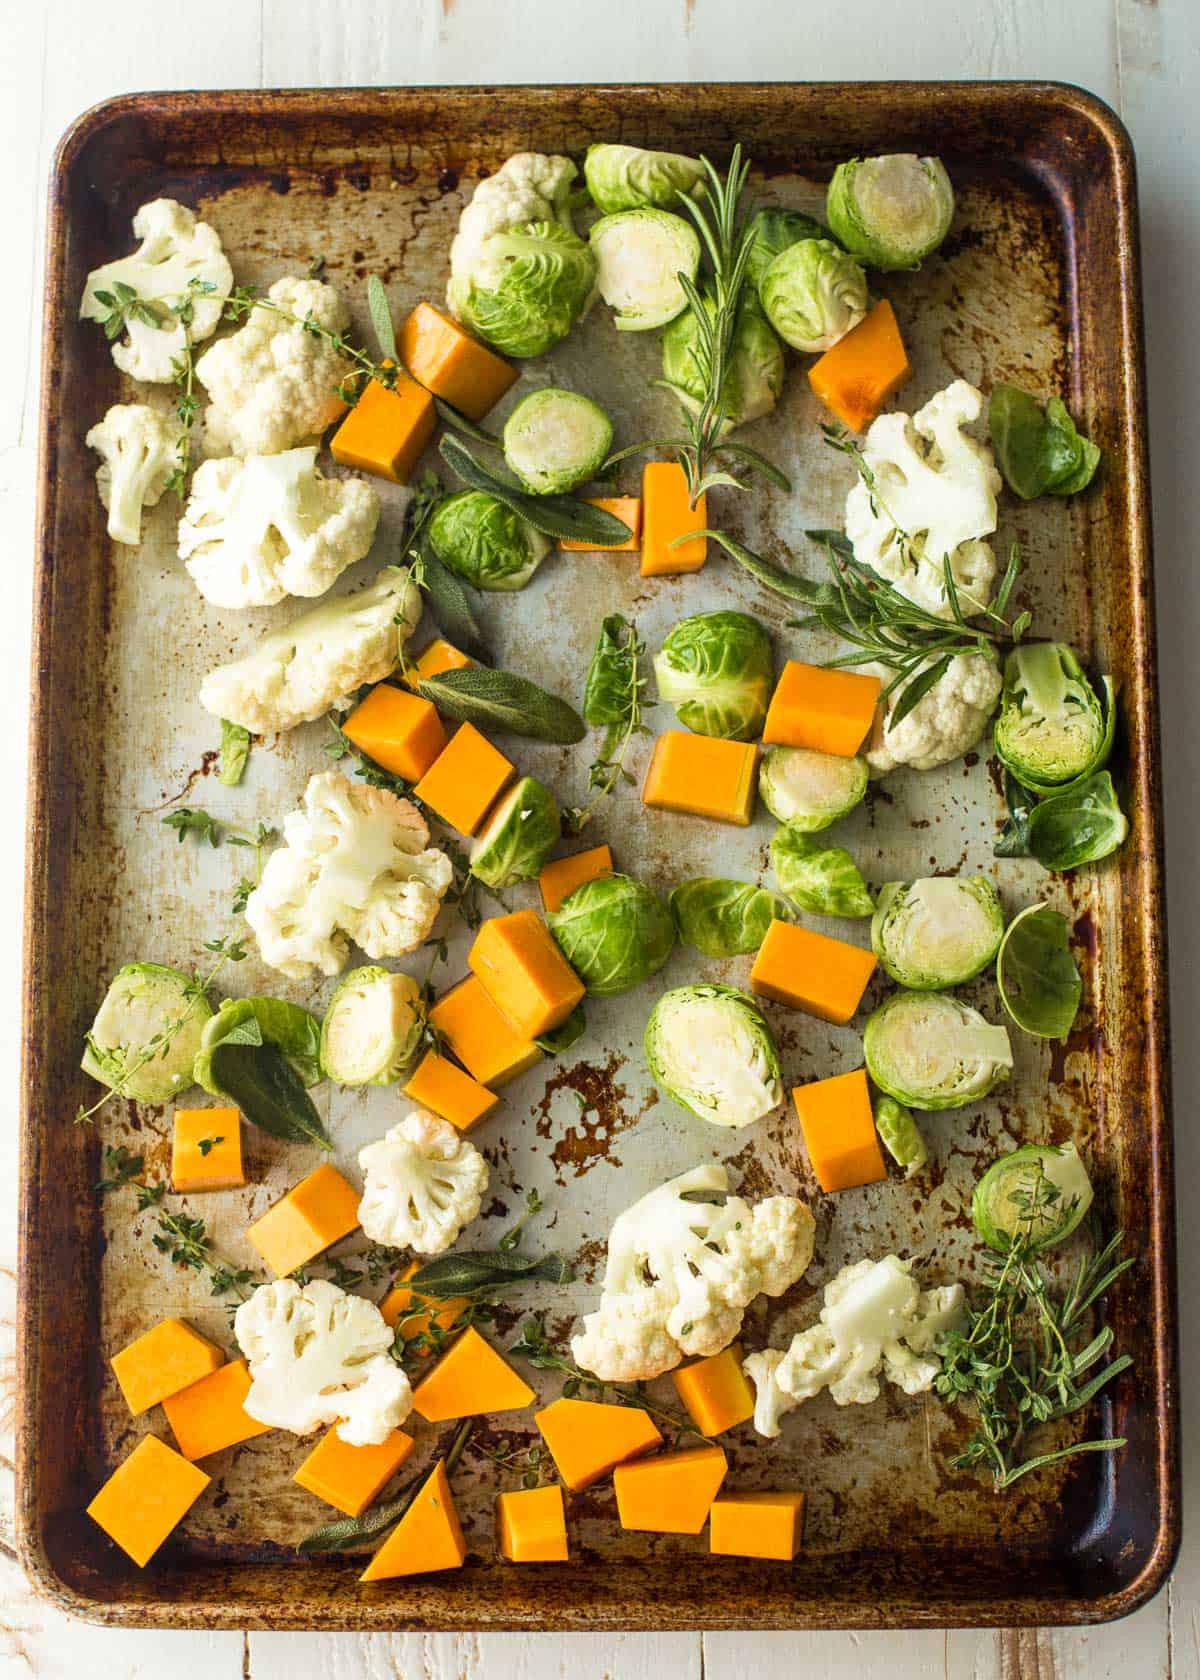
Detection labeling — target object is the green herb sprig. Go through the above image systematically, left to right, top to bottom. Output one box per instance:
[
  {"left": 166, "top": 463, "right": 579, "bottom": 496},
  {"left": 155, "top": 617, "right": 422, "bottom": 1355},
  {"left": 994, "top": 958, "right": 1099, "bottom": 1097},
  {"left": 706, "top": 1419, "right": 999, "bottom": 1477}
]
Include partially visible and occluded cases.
[{"left": 566, "top": 614, "right": 651, "bottom": 832}]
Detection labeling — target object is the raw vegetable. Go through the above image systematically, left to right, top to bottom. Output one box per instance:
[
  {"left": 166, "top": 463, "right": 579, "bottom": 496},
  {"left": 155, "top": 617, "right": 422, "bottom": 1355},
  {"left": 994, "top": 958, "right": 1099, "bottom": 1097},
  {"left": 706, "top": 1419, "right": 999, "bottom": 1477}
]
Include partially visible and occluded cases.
[
  {"left": 583, "top": 143, "right": 705, "bottom": 214},
  {"left": 825, "top": 154, "right": 955, "bottom": 270},
  {"left": 743, "top": 207, "right": 826, "bottom": 294},
  {"left": 589, "top": 208, "right": 701, "bottom": 332},
  {"left": 759, "top": 238, "right": 868, "bottom": 353},
  {"left": 661, "top": 293, "right": 784, "bottom": 435},
  {"left": 807, "top": 298, "right": 911, "bottom": 433},
  {"left": 398, "top": 300, "right": 519, "bottom": 421},
  {"left": 329, "top": 367, "right": 436, "bottom": 484},
  {"left": 988, "top": 384, "right": 1101, "bottom": 500},
  {"left": 502, "top": 388, "right": 614, "bottom": 494},
  {"left": 85, "top": 403, "right": 181, "bottom": 545},
  {"left": 438, "top": 433, "right": 633, "bottom": 545},
  {"left": 640, "top": 461, "right": 708, "bottom": 576},
  {"left": 427, "top": 489, "right": 551, "bottom": 591},
  {"left": 559, "top": 496, "right": 642, "bottom": 552},
  {"left": 653, "top": 610, "right": 773, "bottom": 741},
  {"left": 569, "top": 614, "right": 651, "bottom": 831},
  {"left": 993, "top": 643, "right": 1115, "bottom": 794},
  {"left": 864, "top": 651, "right": 1003, "bottom": 776},
  {"left": 762, "top": 660, "right": 881, "bottom": 757},
  {"left": 342, "top": 685, "right": 447, "bottom": 784},
  {"left": 218, "top": 719, "right": 251, "bottom": 787},
  {"left": 413, "top": 721, "right": 515, "bottom": 832},
  {"left": 642, "top": 732, "right": 759, "bottom": 826},
  {"left": 758, "top": 745, "right": 868, "bottom": 830},
  {"left": 1016, "top": 771, "right": 1130, "bottom": 871},
  {"left": 470, "top": 776, "right": 562, "bottom": 887},
  {"left": 771, "top": 827, "right": 874, "bottom": 918},
  {"left": 539, "top": 845, "right": 614, "bottom": 913},
  {"left": 547, "top": 872, "right": 675, "bottom": 995},
  {"left": 870, "top": 876, "right": 1005, "bottom": 988},
  {"left": 669, "top": 878, "right": 786, "bottom": 957},
  {"left": 996, "top": 905, "right": 1083, "bottom": 1040},
  {"left": 469, "top": 910, "right": 585, "bottom": 1038},
  {"left": 749, "top": 920, "right": 878, "bottom": 1024},
  {"left": 83, "top": 962, "right": 214, "bottom": 1105},
  {"left": 319, "top": 967, "right": 426, "bottom": 1086},
  {"left": 428, "top": 976, "right": 542, "bottom": 1087},
  {"left": 645, "top": 984, "right": 783, "bottom": 1128},
  {"left": 863, "top": 990, "right": 1013, "bottom": 1110},
  {"left": 195, "top": 996, "right": 323, "bottom": 1091},
  {"left": 536, "top": 1002, "right": 587, "bottom": 1056},
  {"left": 403, "top": 1050, "right": 499, "bottom": 1132},
  {"left": 791, "top": 1068, "right": 886, "bottom": 1192},
  {"left": 873, "top": 1094, "right": 928, "bottom": 1177},
  {"left": 171, "top": 1108, "right": 245, "bottom": 1192},
  {"left": 358, "top": 1111, "right": 489, "bottom": 1255},
  {"left": 972, "top": 1142, "right": 1094, "bottom": 1253},
  {"left": 110, "top": 1317, "right": 224, "bottom": 1416},
  {"left": 412, "top": 1326, "right": 536, "bottom": 1422},
  {"left": 671, "top": 1346, "right": 756, "bottom": 1436},
  {"left": 534, "top": 1397, "right": 663, "bottom": 1491},
  {"left": 292, "top": 1422, "right": 415, "bottom": 1518},
  {"left": 86, "top": 1436, "right": 211, "bottom": 1569},
  {"left": 614, "top": 1446, "right": 729, "bottom": 1534},
  {"left": 357, "top": 1459, "right": 468, "bottom": 1581},
  {"left": 497, "top": 1485, "right": 569, "bottom": 1562},
  {"left": 709, "top": 1492, "right": 807, "bottom": 1561}
]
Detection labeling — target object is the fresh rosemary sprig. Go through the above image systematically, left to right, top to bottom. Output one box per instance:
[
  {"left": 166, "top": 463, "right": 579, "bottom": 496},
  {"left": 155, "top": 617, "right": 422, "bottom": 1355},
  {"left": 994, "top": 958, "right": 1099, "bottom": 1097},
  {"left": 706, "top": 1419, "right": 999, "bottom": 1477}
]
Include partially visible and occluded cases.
[
  {"left": 566, "top": 614, "right": 651, "bottom": 833},
  {"left": 508, "top": 1315, "right": 704, "bottom": 1443}
]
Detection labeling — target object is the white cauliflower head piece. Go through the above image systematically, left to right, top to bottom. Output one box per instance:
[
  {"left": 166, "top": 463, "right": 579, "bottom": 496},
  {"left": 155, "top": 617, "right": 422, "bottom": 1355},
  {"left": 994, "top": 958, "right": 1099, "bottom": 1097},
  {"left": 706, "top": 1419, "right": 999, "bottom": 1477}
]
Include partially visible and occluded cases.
[
  {"left": 448, "top": 152, "right": 579, "bottom": 297},
  {"left": 80, "top": 199, "right": 233, "bottom": 383},
  {"left": 197, "top": 276, "right": 353, "bottom": 455},
  {"left": 85, "top": 403, "right": 181, "bottom": 545},
  {"left": 179, "top": 446, "right": 380, "bottom": 608},
  {"left": 199, "top": 569, "right": 422, "bottom": 734},
  {"left": 864, "top": 652, "right": 1002, "bottom": 776},
  {"left": 245, "top": 771, "right": 453, "bottom": 979},
  {"left": 358, "top": 1110, "right": 489, "bottom": 1255},
  {"left": 571, "top": 1163, "right": 815, "bottom": 1383},
  {"left": 235, "top": 1277, "right": 413, "bottom": 1446},
  {"left": 742, "top": 1347, "right": 799, "bottom": 1440}
]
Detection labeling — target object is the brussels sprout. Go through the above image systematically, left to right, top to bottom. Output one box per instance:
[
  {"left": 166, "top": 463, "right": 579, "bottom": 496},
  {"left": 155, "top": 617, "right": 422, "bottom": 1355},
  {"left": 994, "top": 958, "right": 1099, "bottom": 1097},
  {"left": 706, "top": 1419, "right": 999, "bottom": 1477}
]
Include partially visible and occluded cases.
[
  {"left": 583, "top": 143, "right": 705, "bottom": 214},
  {"left": 825, "top": 154, "right": 954, "bottom": 271},
  {"left": 744, "top": 207, "right": 827, "bottom": 295},
  {"left": 589, "top": 208, "right": 701, "bottom": 332},
  {"left": 446, "top": 221, "right": 597, "bottom": 358},
  {"left": 760, "top": 238, "right": 868, "bottom": 353},
  {"left": 660, "top": 293, "right": 784, "bottom": 436},
  {"left": 988, "top": 384, "right": 1101, "bottom": 500},
  {"left": 502, "top": 388, "right": 614, "bottom": 495},
  {"left": 427, "top": 490, "right": 551, "bottom": 591},
  {"left": 653, "top": 610, "right": 773, "bottom": 741},
  {"left": 993, "top": 643, "right": 1115, "bottom": 794},
  {"left": 758, "top": 746, "right": 868, "bottom": 830},
  {"left": 1024, "top": 771, "right": 1129, "bottom": 871},
  {"left": 470, "top": 776, "right": 561, "bottom": 889},
  {"left": 771, "top": 827, "right": 874, "bottom": 918},
  {"left": 547, "top": 872, "right": 675, "bottom": 995},
  {"left": 870, "top": 876, "right": 1005, "bottom": 989},
  {"left": 669, "top": 878, "right": 786, "bottom": 957},
  {"left": 996, "top": 904, "right": 1082, "bottom": 1040},
  {"left": 82, "top": 962, "right": 214, "bottom": 1103},
  {"left": 319, "top": 967, "right": 425, "bottom": 1086},
  {"left": 644, "top": 984, "right": 783, "bottom": 1128},
  {"left": 863, "top": 991, "right": 1013, "bottom": 1111},
  {"left": 194, "top": 996, "right": 323, "bottom": 1094},
  {"left": 873, "top": 1094, "right": 928, "bottom": 1177},
  {"left": 972, "top": 1142, "right": 1093, "bottom": 1253}
]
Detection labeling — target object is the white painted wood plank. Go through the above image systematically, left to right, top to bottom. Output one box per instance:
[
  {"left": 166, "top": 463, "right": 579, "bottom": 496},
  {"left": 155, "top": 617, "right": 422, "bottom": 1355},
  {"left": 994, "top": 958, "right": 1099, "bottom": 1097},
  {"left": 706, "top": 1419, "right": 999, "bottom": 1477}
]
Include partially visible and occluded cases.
[{"left": 250, "top": 1630, "right": 701, "bottom": 1680}]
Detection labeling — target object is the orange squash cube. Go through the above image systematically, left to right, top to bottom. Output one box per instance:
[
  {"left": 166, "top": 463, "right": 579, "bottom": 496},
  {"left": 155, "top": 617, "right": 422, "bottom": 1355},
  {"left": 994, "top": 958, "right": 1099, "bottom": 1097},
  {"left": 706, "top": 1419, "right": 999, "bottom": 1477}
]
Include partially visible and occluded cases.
[
  {"left": 808, "top": 299, "right": 911, "bottom": 433},
  {"left": 399, "top": 301, "right": 518, "bottom": 421},
  {"left": 330, "top": 365, "right": 436, "bottom": 484},
  {"left": 641, "top": 462, "right": 707, "bottom": 575},
  {"left": 560, "top": 497, "right": 642, "bottom": 552},
  {"left": 403, "top": 637, "right": 473, "bottom": 688},
  {"left": 763, "top": 661, "right": 882, "bottom": 757},
  {"left": 342, "top": 683, "right": 448, "bottom": 782},
  {"left": 413, "top": 722, "right": 515, "bottom": 834},
  {"left": 643, "top": 732, "right": 758, "bottom": 825},
  {"left": 538, "top": 844, "right": 614, "bottom": 914},
  {"left": 468, "top": 910, "right": 585, "bottom": 1039},
  {"left": 750, "top": 920, "right": 878, "bottom": 1024},
  {"left": 428, "top": 975, "right": 542, "bottom": 1088},
  {"left": 403, "top": 1049, "right": 500, "bottom": 1131},
  {"left": 792, "top": 1067, "right": 887, "bottom": 1193},
  {"left": 171, "top": 1107, "right": 244, "bottom": 1192},
  {"left": 246, "top": 1162, "right": 361, "bottom": 1277},
  {"left": 379, "top": 1258, "right": 470, "bottom": 1353},
  {"left": 111, "top": 1318, "right": 224, "bottom": 1417},
  {"left": 412, "top": 1326, "right": 535, "bottom": 1422},
  {"left": 671, "top": 1346, "right": 756, "bottom": 1437},
  {"left": 162, "top": 1357, "right": 272, "bottom": 1460},
  {"left": 534, "top": 1397, "right": 662, "bottom": 1490},
  {"left": 294, "top": 1425, "right": 415, "bottom": 1517},
  {"left": 86, "top": 1435, "right": 211, "bottom": 1568},
  {"left": 614, "top": 1445, "right": 728, "bottom": 1534},
  {"left": 360, "top": 1458, "right": 467, "bottom": 1581},
  {"left": 497, "top": 1484, "right": 569, "bottom": 1562},
  {"left": 710, "top": 1491, "right": 806, "bottom": 1560}
]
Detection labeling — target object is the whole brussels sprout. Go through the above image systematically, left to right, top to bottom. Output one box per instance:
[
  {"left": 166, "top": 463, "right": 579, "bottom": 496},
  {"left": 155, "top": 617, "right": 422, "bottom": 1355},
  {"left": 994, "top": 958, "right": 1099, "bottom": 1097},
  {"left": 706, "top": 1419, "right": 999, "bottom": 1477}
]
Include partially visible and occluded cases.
[
  {"left": 584, "top": 143, "right": 705, "bottom": 214},
  {"left": 825, "top": 154, "right": 954, "bottom": 271},
  {"left": 744, "top": 207, "right": 827, "bottom": 295},
  {"left": 589, "top": 208, "right": 701, "bottom": 332},
  {"left": 447, "top": 220, "right": 597, "bottom": 358},
  {"left": 760, "top": 237, "right": 868, "bottom": 353},
  {"left": 661, "top": 293, "right": 785, "bottom": 436},
  {"left": 502, "top": 388, "right": 614, "bottom": 495},
  {"left": 427, "top": 490, "right": 550, "bottom": 591},
  {"left": 654, "top": 610, "right": 773, "bottom": 741},
  {"left": 993, "top": 643, "right": 1115, "bottom": 794},
  {"left": 758, "top": 746, "right": 868, "bottom": 830},
  {"left": 470, "top": 776, "right": 561, "bottom": 889},
  {"left": 771, "top": 827, "right": 874, "bottom": 918},
  {"left": 547, "top": 872, "right": 675, "bottom": 995},
  {"left": 870, "top": 876, "right": 1005, "bottom": 989},
  {"left": 669, "top": 878, "right": 786, "bottom": 957},
  {"left": 83, "top": 961, "right": 214, "bottom": 1103},
  {"left": 319, "top": 967, "right": 425, "bottom": 1086},
  {"left": 644, "top": 983, "right": 783, "bottom": 1128},
  {"left": 863, "top": 990, "right": 1012, "bottom": 1111},
  {"left": 194, "top": 995, "right": 323, "bottom": 1093},
  {"left": 873, "top": 1094, "right": 928, "bottom": 1177},
  {"left": 972, "top": 1142, "right": 1093, "bottom": 1253}
]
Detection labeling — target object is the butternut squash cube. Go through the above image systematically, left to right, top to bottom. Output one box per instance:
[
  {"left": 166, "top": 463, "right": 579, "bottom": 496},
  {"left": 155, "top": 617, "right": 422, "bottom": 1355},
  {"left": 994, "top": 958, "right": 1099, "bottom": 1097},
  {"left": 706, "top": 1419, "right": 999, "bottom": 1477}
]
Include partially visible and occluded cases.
[
  {"left": 808, "top": 299, "right": 911, "bottom": 434},
  {"left": 399, "top": 301, "right": 518, "bottom": 421},
  {"left": 330, "top": 365, "right": 436, "bottom": 484},
  {"left": 641, "top": 462, "right": 707, "bottom": 576},
  {"left": 560, "top": 497, "right": 642, "bottom": 552},
  {"left": 403, "top": 637, "right": 473, "bottom": 688},
  {"left": 763, "top": 661, "right": 882, "bottom": 757},
  {"left": 342, "top": 683, "right": 448, "bottom": 783},
  {"left": 413, "top": 722, "right": 516, "bottom": 835},
  {"left": 643, "top": 731, "right": 758, "bottom": 826},
  {"left": 538, "top": 844, "right": 614, "bottom": 914},
  {"left": 468, "top": 910, "right": 585, "bottom": 1039},
  {"left": 750, "top": 920, "right": 878, "bottom": 1024},
  {"left": 428, "top": 976, "right": 543, "bottom": 1088},
  {"left": 403, "top": 1049, "right": 499, "bottom": 1131},
  {"left": 792, "top": 1067, "right": 887, "bottom": 1193},
  {"left": 171, "top": 1107, "right": 244, "bottom": 1192},
  {"left": 246, "top": 1162, "right": 361, "bottom": 1278},
  {"left": 380, "top": 1258, "right": 470, "bottom": 1353},
  {"left": 111, "top": 1318, "right": 224, "bottom": 1417},
  {"left": 412, "top": 1326, "right": 535, "bottom": 1422},
  {"left": 671, "top": 1345, "right": 755, "bottom": 1437},
  {"left": 162, "top": 1357, "right": 272, "bottom": 1461},
  {"left": 534, "top": 1397, "right": 662, "bottom": 1490},
  {"left": 294, "top": 1424, "right": 415, "bottom": 1517},
  {"left": 86, "top": 1435, "right": 211, "bottom": 1568},
  {"left": 614, "top": 1444, "right": 728, "bottom": 1534},
  {"left": 360, "top": 1458, "right": 467, "bottom": 1581},
  {"left": 497, "top": 1484, "right": 569, "bottom": 1562},
  {"left": 709, "top": 1491, "right": 806, "bottom": 1560}
]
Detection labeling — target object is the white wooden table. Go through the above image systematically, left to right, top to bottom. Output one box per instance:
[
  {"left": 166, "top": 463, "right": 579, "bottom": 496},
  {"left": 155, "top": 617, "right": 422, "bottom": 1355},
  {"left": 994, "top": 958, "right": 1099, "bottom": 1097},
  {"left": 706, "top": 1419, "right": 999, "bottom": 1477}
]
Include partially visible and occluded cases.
[{"left": 1, "top": 1, "right": 1194, "bottom": 1673}]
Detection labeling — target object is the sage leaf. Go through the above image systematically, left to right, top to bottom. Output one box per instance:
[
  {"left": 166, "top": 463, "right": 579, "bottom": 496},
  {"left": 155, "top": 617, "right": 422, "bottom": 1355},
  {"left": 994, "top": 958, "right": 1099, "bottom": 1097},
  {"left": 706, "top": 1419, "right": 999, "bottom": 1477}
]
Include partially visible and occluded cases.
[
  {"left": 366, "top": 275, "right": 397, "bottom": 363},
  {"left": 433, "top": 397, "right": 502, "bottom": 450},
  {"left": 439, "top": 434, "right": 632, "bottom": 545},
  {"left": 699, "top": 528, "right": 824, "bottom": 602},
  {"left": 414, "top": 543, "right": 490, "bottom": 662},
  {"left": 417, "top": 667, "right": 585, "bottom": 744},
  {"left": 218, "top": 719, "right": 251, "bottom": 786},
  {"left": 996, "top": 904, "right": 1083, "bottom": 1040},
  {"left": 207, "top": 1041, "right": 331, "bottom": 1150},
  {"left": 406, "top": 1249, "right": 573, "bottom": 1299}
]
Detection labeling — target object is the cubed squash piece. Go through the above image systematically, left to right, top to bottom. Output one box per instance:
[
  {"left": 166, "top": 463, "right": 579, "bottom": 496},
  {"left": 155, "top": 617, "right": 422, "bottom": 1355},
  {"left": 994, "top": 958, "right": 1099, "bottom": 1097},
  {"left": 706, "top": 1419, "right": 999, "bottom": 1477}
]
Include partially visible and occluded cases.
[
  {"left": 808, "top": 299, "right": 911, "bottom": 434},
  {"left": 399, "top": 301, "right": 518, "bottom": 421},
  {"left": 330, "top": 365, "right": 436, "bottom": 484},
  {"left": 641, "top": 462, "right": 707, "bottom": 576},
  {"left": 560, "top": 497, "right": 642, "bottom": 552},
  {"left": 403, "top": 637, "right": 473, "bottom": 688},
  {"left": 763, "top": 661, "right": 882, "bottom": 757},
  {"left": 342, "top": 683, "right": 448, "bottom": 782},
  {"left": 413, "top": 722, "right": 515, "bottom": 834},
  {"left": 643, "top": 732, "right": 758, "bottom": 826},
  {"left": 539, "top": 844, "right": 614, "bottom": 914},
  {"left": 468, "top": 910, "right": 585, "bottom": 1039},
  {"left": 750, "top": 920, "right": 878, "bottom": 1024},
  {"left": 428, "top": 976, "right": 543, "bottom": 1087},
  {"left": 404, "top": 1049, "right": 499, "bottom": 1131},
  {"left": 792, "top": 1067, "right": 887, "bottom": 1193},
  {"left": 171, "top": 1107, "right": 244, "bottom": 1192},
  {"left": 246, "top": 1162, "right": 361, "bottom": 1278},
  {"left": 380, "top": 1258, "right": 470, "bottom": 1353},
  {"left": 111, "top": 1318, "right": 225, "bottom": 1417},
  {"left": 412, "top": 1326, "right": 535, "bottom": 1422},
  {"left": 671, "top": 1346, "right": 755, "bottom": 1437},
  {"left": 162, "top": 1357, "right": 272, "bottom": 1460},
  {"left": 535, "top": 1397, "right": 662, "bottom": 1491},
  {"left": 294, "top": 1425, "right": 415, "bottom": 1517},
  {"left": 86, "top": 1435, "right": 211, "bottom": 1568},
  {"left": 614, "top": 1445, "right": 728, "bottom": 1534},
  {"left": 360, "top": 1458, "right": 467, "bottom": 1581},
  {"left": 497, "top": 1484, "right": 569, "bottom": 1562},
  {"left": 710, "top": 1491, "right": 806, "bottom": 1560}
]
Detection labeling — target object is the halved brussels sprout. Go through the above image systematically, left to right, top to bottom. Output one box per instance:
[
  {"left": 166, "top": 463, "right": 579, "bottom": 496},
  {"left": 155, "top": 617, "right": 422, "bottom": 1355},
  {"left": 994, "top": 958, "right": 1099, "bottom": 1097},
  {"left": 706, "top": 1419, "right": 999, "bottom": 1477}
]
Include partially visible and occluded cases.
[
  {"left": 583, "top": 143, "right": 705, "bottom": 214},
  {"left": 825, "top": 154, "right": 954, "bottom": 271},
  {"left": 744, "top": 207, "right": 827, "bottom": 295},
  {"left": 589, "top": 208, "right": 701, "bottom": 332},
  {"left": 447, "top": 221, "right": 597, "bottom": 358},
  {"left": 759, "top": 238, "right": 868, "bottom": 353},
  {"left": 660, "top": 293, "right": 784, "bottom": 436},
  {"left": 502, "top": 388, "right": 614, "bottom": 495},
  {"left": 427, "top": 490, "right": 551, "bottom": 591},
  {"left": 654, "top": 610, "right": 773, "bottom": 741},
  {"left": 993, "top": 643, "right": 1115, "bottom": 794},
  {"left": 758, "top": 746, "right": 868, "bottom": 830},
  {"left": 470, "top": 775, "right": 561, "bottom": 889},
  {"left": 770, "top": 827, "right": 874, "bottom": 918},
  {"left": 547, "top": 872, "right": 675, "bottom": 995},
  {"left": 871, "top": 876, "right": 1005, "bottom": 989},
  {"left": 669, "top": 878, "right": 786, "bottom": 957},
  {"left": 83, "top": 962, "right": 214, "bottom": 1103},
  {"left": 319, "top": 967, "right": 425, "bottom": 1087},
  {"left": 644, "top": 983, "right": 782, "bottom": 1128},
  {"left": 863, "top": 991, "right": 1013, "bottom": 1111},
  {"left": 194, "top": 996, "right": 323, "bottom": 1094},
  {"left": 873, "top": 1094, "right": 928, "bottom": 1177},
  {"left": 972, "top": 1142, "right": 1093, "bottom": 1253}
]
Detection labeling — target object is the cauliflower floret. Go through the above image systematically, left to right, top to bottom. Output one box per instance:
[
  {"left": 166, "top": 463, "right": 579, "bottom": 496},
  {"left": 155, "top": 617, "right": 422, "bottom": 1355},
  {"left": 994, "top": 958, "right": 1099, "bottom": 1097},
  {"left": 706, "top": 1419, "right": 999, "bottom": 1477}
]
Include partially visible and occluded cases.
[
  {"left": 448, "top": 152, "right": 579, "bottom": 299},
  {"left": 80, "top": 199, "right": 234, "bottom": 383},
  {"left": 196, "top": 276, "right": 353, "bottom": 455},
  {"left": 844, "top": 380, "right": 1002, "bottom": 619},
  {"left": 85, "top": 403, "right": 181, "bottom": 545},
  {"left": 178, "top": 446, "right": 379, "bottom": 607},
  {"left": 199, "top": 569, "right": 421, "bottom": 734},
  {"left": 864, "top": 652, "right": 1002, "bottom": 776},
  {"left": 245, "top": 771, "right": 453, "bottom": 979},
  {"left": 358, "top": 1110, "right": 489, "bottom": 1255},
  {"left": 571, "top": 1163, "right": 815, "bottom": 1383},
  {"left": 235, "top": 1277, "right": 413, "bottom": 1446},
  {"left": 742, "top": 1347, "right": 799, "bottom": 1440}
]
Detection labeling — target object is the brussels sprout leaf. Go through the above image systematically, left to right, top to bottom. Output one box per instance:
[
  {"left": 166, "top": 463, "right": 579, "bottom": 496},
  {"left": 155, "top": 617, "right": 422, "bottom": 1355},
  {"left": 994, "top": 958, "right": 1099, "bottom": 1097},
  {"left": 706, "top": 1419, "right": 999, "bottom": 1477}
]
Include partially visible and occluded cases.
[
  {"left": 989, "top": 384, "right": 1101, "bottom": 500},
  {"left": 218, "top": 719, "right": 251, "bottom": 786},
  {"left": 1024, "top": 771, "right": 1129, "bottom": 872},
  {"left": 996, "top": 905, "right": 1083, "bottom": 1040}
]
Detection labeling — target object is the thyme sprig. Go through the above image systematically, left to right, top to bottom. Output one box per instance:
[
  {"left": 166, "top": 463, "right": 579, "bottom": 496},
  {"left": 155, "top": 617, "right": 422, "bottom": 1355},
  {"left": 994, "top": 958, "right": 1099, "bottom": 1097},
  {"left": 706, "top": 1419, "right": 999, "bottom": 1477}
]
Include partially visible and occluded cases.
[
  {"left": 222, "top": 284, "right": 389, "bottom": 405},
  {"left": 566, "top": 614, "right": 651, "bottom": 833},
  {"left": 148, "top": 1200, "right": 257, "bottom": 1301},
  {"left": 509, "top": 1315, "right": 704, "bottom": 1444}
]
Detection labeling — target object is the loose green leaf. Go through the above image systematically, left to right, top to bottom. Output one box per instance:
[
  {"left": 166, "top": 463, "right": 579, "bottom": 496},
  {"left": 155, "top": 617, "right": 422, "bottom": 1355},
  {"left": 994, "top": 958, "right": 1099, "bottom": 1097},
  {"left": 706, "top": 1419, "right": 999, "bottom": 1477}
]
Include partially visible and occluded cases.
[
  {"left": 366, "top": 275, "right": 397, "bottom": 363},
  {"left": 989, "top": 384, "right": 1101, "bottom": 500},
  {"left": 433, "top": 396, "right": 502, "bottom": 449},
  {"left": 439, "top": 434, "right": 632, "bottom": 545},
  {"left": 698, "top": 528, "right": 822, "bottom": 602},
  {"left": 414, "top": 546, "right": 490, "bottom": 662},
  {"left": 417, "top": 667, "right": 585, "bottom": 744},
  {"left": 218, "top": 720, "right": 251, "bottom": 787},
  {"left": 995, "top": 771, "right": 1035, "bottom": 858},
  {"left": 1024, "top": 771, "right": 1129, "bottom": 872},
  {"left": 163, "top": 807, "right": 221, "bottom": 846},
  {"left": 996, "top": 904, "right": 1083, "bottom": 1039},
  {"left": 535, "top": 1003, "right": 587, "bottom": 1055},
  {"left": 206, "top": 1041, "right": 332, "bottom": 1150},
  {"left": 95, "top": 1143, "right": 145, "bottom": 1194},
  {"left": 405, "top": 1249, "right": 573, "bottom": 1299}
]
